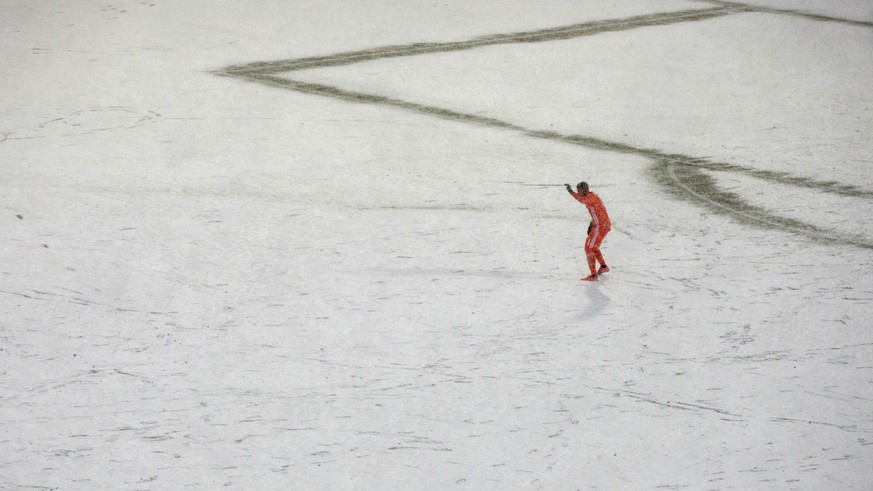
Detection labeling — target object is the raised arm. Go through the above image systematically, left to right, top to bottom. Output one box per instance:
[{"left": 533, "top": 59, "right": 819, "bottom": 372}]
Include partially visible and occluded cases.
[{"left": 565, "top": 184, "right": 586, "bottom": 205}]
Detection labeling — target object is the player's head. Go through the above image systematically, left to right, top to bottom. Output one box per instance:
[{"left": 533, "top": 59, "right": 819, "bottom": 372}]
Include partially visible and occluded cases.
[{"left": 577, "top": 182, "right": 589, "bottom": 195}]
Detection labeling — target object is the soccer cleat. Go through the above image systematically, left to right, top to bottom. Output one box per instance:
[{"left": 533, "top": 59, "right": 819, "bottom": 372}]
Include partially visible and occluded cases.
[
  {"left": 597, "top": 265, "right": 609, "bottom": 275},
  {"left": 581, "top": 274, "right": 599, "bottom": 281}
]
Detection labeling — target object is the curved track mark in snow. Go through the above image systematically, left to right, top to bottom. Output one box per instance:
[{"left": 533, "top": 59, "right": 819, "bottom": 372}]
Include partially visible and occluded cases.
[{"left": 662, "top": 161, "right": 873, "bottom": 250}]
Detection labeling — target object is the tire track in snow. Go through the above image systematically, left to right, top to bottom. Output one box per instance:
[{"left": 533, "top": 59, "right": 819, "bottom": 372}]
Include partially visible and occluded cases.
[{"left": 215, "top": 5, "right": 873, "bottom": 250}]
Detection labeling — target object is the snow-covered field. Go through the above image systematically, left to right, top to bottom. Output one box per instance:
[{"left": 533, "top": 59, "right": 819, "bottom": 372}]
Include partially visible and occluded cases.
[{"left": 2, "top": 1, "right": 872, "bottom": 489}]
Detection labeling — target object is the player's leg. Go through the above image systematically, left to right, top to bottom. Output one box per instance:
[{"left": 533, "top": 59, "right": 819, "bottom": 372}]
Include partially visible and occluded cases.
[
  {"left": 593, "top": 228, "right": 609, "bottom": 273},
  {"left": 584, "top": 229, "right": 598, "bottom": 277}
]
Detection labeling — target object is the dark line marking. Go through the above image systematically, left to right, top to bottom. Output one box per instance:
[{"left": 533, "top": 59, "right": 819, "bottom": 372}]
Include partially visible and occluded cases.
[
  {"left": 700, "top": 0, "right": 873, "bottom": 28},
  {"left": 215, "top": 7, "right": 873, "bottom": 251},
  {"left": 220, "top": 7, "right": 744, "bottom": 75}
]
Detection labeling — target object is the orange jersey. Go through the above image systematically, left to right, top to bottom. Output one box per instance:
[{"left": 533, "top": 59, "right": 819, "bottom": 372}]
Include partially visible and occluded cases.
[{"left": 572, "top": 191, "right": 611, "bottom": 229}]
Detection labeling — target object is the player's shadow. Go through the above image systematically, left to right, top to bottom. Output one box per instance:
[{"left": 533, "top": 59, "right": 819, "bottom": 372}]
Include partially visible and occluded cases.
[{"left": 574, "top": 282, "right": 610, "bottom": 320}]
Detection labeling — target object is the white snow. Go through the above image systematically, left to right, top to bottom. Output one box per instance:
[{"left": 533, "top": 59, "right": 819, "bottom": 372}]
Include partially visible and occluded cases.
[{"left": 2, "top": 1, "right": 872, "bottom": 490}]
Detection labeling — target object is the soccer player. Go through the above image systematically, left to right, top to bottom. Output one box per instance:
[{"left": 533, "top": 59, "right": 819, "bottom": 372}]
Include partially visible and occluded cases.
[{"left": 565, "top": 181, "right": 611, "bottom": 281}]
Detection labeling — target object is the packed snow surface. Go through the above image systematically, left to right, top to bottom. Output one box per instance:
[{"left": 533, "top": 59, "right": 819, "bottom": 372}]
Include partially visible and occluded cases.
[{"left": 2, "top": 1, "right": 872, "bottom": 489}]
